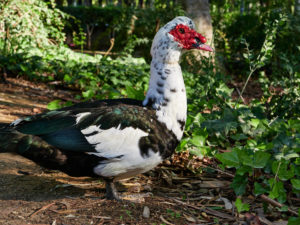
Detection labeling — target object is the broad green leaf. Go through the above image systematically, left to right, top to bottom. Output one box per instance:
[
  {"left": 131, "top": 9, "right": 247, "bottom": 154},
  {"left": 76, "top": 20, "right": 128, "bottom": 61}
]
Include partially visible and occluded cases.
[
  {"left": 20, "top": 64, "right": 28, "bottom": 72},
  {"left": 63, "top": 74, "right": 72, "bottom": 82},
  {"left": 82, "top": 89, "right": 94, "bottom": 99},
  {"left": 47, "top": 100, "right": 61, "bottom": 110},
  {"left": 193, "top": 113, "right": 206, "bottom": 126},
  {"left": 250, "top": 118, "right": 260, "bottom": 128},
  {"left": 288, "top": 119, "right": 300, "bottom": 131},
  {"left": 231, "top": 133, "right": 248, "bottom": 141},
  {"left": 190, "top": 135, "right": 206, "bottom": 147},
  {"left": 177, "top": 138, "right": 189, "bottom": 151},
  {"left": 247, "top": 139, "right": 257, "bottom": 148},
  {"left": 189, "top": 146, "right": 209, "bottom": 158},
  {"left": 216, "top": 150, "right": 240, "bottom": 168},
  {"left": 252, "top": 151, "right": 271, "bottom": 168},
  {"left": 284, "top": 153, "right": 299, "bottom": 160},
  {"left": 272, "top": 161, "right": 295, "bottom": 181},
  {"left": 236, "top": 166, "right": 252, "bottom": 176},
  {"left": 231, "top": 175, "right": 248, "bottom": 196},
  {"left": 269, "top": 179, "right": 286, "bottom": 203},
  {"left": 291, "top": 179, "right": 300, "bottom": 190},
  {"left": 254, "top": 182, "right": 268, "bottom": 195},
  {"left": 235, "top": 198, "right": 250, "bottom": 213},
  {"left": 288, "top": 217, "right": 300, "bottom": 225}
]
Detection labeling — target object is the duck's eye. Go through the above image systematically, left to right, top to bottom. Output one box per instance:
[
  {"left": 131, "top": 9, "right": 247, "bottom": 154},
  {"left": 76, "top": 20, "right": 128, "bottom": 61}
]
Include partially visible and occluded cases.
[{"left": 179, "top": 28, "right": 185, "bottom": 34}]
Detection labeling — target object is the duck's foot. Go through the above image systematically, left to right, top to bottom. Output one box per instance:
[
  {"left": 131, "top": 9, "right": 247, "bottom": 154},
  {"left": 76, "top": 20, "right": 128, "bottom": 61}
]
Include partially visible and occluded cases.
[
  {"left": 105, "top": 180, "right": 121, "bottom": 201},
  {"left": 105, "top": 180, "right": 152, "bottom": 202},
  {"left": 120, "top": 192, "right": 153, "bottom": 203}
]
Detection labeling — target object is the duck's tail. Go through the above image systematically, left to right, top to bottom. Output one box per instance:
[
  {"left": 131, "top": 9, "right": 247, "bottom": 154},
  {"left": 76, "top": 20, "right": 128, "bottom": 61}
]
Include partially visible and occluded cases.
[
  {"left": 0, "top": 122, "right": 55, "bottom": 156},
  {"left": 0, "top": 123, "right": 101, "bottom": 177},
  {"left": 0, "top": 123, "right": 27, "bottom": 153}
]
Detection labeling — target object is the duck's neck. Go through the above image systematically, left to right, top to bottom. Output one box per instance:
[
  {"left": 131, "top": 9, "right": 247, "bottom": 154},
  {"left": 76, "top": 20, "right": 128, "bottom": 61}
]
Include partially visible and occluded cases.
[{"left": 143, "top": 52, "right": 187, "bottom": 140}]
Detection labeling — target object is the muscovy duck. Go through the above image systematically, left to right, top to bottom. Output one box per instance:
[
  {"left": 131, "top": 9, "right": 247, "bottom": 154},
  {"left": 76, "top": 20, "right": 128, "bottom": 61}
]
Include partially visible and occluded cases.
[{"left": 0, "top": 16, "right": 213, "bottom": 200}]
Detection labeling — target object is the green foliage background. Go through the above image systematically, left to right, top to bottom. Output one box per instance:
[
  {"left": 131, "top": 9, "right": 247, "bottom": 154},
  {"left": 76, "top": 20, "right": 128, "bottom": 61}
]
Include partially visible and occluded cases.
[{"left": 0, "top": 0, "right": 299, "bottom": 221}]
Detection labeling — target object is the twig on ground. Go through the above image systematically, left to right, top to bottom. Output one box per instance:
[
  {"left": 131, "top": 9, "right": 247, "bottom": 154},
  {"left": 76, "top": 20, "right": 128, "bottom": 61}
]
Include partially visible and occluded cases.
[
  {"left": 201, "top": 163, "right": 235, "bottom": 178},
  {"left": 260, "top": 194, "right": 298, "bottom": 216},
  {"left": 170, "top": 197, "right": 235, "bottom": 220},
  {"left": 288, "top": 197, "right": 300, "bottom": 202},
  {"left": 29, "top": 202, "right": 55, "bottom": 217},
  {"left": 160, "top": 215, "right": 174, "bottom": 225}
]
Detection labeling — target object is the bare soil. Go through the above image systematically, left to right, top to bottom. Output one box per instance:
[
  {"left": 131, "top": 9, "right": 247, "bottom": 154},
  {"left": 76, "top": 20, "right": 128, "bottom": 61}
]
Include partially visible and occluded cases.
[{"left": 0, "top": 77, "right": 293, "bottom": 225}]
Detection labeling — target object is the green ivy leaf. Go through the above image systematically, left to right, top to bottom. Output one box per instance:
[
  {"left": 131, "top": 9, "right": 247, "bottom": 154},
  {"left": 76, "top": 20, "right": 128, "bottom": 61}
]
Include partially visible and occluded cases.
[
  {"left": 63, "top": 74, "right": 72, "bottom": 82},
  {"left": 125, "top": 85, "right": 144, "bottom": 100},
  {"left": 82, "top": 89, "right": 94, "bottom": 99},
  {"left": 47, "top": 100, "right": 61, "bottom": 110},
  {"left": 250, "top": 118, "right": 260, "bottom": 128},
  {"left": 231, "top": 133, "right": 248, "bottom": 141},
  {"left": 190, "top": 135, "right": 206, "bottom": 147},
  {"left": 177, "top": 138, "right": 189, "bottom": 151},
  {"left": 189, "top": 146, "right": 209, "bottom": 158},
  {"left": 216, "top": 149, "right": 240, "bottom": 168},
  {"left": 252, "top": 151, "right": 271, "bottom": 168},
  {"left": 272, "top": 161, "right": 295, "bottom": 181},
  {"left": 236, "top": 166, "right": 252, "bottom": 176},
  {"left": 231, "top": 175, "right": 248, "bottom": 195},
  {"left": 269, "top": 179, "right": 286, "bottom": 203},
  {"left": 291, "top": 179, "right": 300, "bottom": 191},
  {"left": 254, "top": 182, "right": 268, "bottom": 195},
  {"left": 235, "top": 198, "right": 250, "bottom": 213},
  {"left": 288, "top": 216, "right": 300, "bottom": 225}
]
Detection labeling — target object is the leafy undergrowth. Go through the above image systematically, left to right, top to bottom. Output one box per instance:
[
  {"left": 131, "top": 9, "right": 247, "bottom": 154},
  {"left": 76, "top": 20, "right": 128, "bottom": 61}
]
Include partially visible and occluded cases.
[{"left": 1, "top": 74, "right": 299, "bottom": 225}]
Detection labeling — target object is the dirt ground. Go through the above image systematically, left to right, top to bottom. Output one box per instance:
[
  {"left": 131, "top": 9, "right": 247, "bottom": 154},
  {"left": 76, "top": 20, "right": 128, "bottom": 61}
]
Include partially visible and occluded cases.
[{"left": 0, "top": 77, "right": 294, "bottom": 225}]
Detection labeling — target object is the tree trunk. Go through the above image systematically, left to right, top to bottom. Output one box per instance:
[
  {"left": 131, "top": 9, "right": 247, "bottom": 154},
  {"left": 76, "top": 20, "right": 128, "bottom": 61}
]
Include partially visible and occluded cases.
[
  {"left": 55, "top": 0, "right": 64, "bottom": 6},
  {"left": 67, "top": 0, "right": 75, "bottom": 6},
  {"left": 77, "top": 0, "right": 83, "bottom": 6},
  {"left": 84, "top": 0, "right": 92, "bottom": 6},
  {"left": 98, "top": 0, "right": 103, "bottom": 7},
  {"left": 106, "top": 0, "right": 113, "bottom": 5},
  {"left": 124, "top": 0, "right": 136, "bottom": 7},
  {"left": 139, "top": 0, "right": 144, "bottom": 8},
  {"left": 146, "top": 0, "right": 154, "bottom": 8},
  {"left": 166, "top": 0, "right": 170, "bottom": 8},
  {"left": 184, "top": 0, "right": 214, "bottom": 58},
  {"left": 240, "top": 0, "right": 245, "bottom": 14},
  {"left": 86, "top": 24, "right": 95, "bottom": 50}
]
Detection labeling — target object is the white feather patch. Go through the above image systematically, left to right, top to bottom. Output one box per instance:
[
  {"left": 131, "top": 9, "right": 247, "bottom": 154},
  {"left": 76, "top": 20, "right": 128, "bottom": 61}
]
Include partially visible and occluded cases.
[
  {"left": 76, "top": 112, "right": 91, "bottom": 124},
  {"left": 11, "top": 118, "right": 23, "bottom": 126},
  {"left": 81, "top": 125, "right": 162, "bottom": 179}
]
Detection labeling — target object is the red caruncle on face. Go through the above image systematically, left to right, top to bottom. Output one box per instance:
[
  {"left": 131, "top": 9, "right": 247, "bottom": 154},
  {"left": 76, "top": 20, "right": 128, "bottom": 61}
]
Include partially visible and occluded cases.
[{"left": 169, "top": 24, "right": 207, "bottom": 50}]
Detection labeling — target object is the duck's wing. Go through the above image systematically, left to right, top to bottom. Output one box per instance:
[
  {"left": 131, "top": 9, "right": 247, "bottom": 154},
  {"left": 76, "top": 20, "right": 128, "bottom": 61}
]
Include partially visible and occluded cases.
[{"left": 11, "top": 99, "right": 176, "bottom": 158}]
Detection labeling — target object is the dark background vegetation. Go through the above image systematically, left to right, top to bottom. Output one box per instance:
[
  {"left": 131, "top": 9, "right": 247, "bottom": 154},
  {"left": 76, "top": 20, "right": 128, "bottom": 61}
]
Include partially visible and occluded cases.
[{"left": 0, "top": 0, "right": 299, "bottom": 223}]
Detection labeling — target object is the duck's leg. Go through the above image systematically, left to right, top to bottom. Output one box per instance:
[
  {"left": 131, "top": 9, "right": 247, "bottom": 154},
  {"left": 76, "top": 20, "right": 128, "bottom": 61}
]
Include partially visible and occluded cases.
[{"left": 105, "top": 179, "right": 121, "bottom": 200}]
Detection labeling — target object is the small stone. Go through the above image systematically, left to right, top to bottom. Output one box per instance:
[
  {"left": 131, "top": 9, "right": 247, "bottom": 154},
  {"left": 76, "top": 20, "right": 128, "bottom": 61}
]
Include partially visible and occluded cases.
[
  {"left": 143, "top": 184, "right": 152, "bottom": 192},
  {"left": 143, "top": 206, "right": 150, "bottom": 218},
  {"left": 65, "top": 214, "right": 76, "bottom": 218}
]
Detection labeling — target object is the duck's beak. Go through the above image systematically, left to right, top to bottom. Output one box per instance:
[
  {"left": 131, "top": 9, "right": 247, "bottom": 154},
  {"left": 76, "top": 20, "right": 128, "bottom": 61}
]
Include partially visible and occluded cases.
[
  {"left": 192, "top": 36, "right": 214, "bottom": 52},
  {"left": 197, "top": 43, "right": 214, "bottom": 52}
]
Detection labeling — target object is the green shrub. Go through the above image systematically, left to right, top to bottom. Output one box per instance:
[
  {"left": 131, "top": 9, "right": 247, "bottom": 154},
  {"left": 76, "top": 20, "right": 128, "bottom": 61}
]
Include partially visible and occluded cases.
[{"left": 59, "top": 5, "right": 185, "bottom": 61}]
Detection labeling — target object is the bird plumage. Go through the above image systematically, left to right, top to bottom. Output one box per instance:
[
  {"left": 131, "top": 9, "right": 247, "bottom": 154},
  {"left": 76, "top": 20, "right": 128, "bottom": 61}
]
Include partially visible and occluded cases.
[{"left": 0, "top": 16, "right": 213, "bottom": 200}]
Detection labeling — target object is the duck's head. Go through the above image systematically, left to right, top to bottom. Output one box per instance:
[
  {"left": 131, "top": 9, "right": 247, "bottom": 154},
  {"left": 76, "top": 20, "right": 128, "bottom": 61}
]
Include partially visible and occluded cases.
[{"left": 151, "top": 16, "right": 213, "bottom": 59}]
